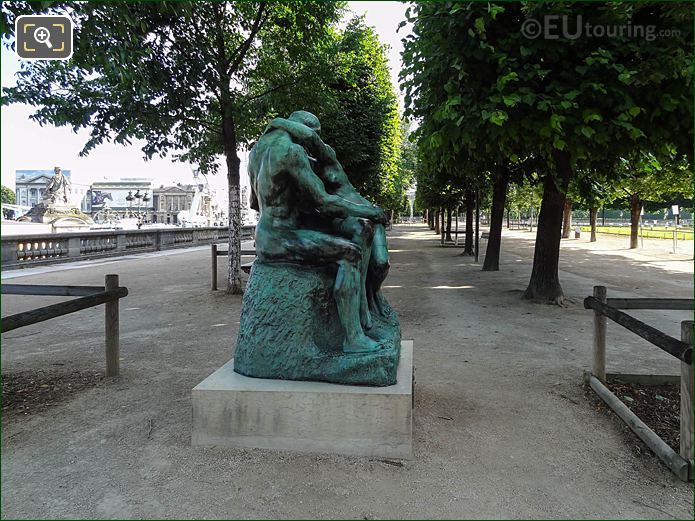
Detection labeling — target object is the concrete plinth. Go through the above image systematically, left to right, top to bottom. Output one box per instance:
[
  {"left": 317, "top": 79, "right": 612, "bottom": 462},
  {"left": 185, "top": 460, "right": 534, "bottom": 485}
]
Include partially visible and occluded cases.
[{"left": 192, "top": 340, "right": 413, "bottom": 459}]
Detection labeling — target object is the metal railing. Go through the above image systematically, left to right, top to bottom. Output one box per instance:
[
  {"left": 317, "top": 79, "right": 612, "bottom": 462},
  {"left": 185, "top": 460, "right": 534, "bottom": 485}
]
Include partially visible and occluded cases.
[{"left": 1, "top": 225, "right": 255, "bottom": 269}]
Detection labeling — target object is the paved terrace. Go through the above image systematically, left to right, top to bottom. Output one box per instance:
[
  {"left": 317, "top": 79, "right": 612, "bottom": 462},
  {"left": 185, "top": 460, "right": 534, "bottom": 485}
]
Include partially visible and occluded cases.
[{"left": 1, "top": 225, "right": 693, "bottom": 519}]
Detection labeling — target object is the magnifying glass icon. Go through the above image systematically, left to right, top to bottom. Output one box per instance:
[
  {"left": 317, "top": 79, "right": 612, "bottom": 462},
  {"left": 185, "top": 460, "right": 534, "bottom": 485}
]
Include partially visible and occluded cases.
[{"left": 33, "top": 26, "right": 53, "bottom": 49}]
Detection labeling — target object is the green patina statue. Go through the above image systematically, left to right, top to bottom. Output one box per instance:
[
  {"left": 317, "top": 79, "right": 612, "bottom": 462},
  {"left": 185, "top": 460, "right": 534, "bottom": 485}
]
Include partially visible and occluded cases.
[{"left": 233, "top": 111, "right": 401, "bottom": 386}]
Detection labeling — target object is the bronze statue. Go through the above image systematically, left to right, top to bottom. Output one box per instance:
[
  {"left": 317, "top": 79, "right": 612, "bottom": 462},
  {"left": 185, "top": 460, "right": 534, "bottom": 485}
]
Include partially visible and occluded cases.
[{"left": 234, "top": 111, "right": 401, "bottom": 386}]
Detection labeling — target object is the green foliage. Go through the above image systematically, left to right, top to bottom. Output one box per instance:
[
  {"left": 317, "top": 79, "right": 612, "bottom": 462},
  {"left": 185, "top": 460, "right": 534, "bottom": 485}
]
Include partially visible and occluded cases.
[
  {"left": 401, "top": 1, "right": 693, "bottom": 194},
  {"left": 2, "top": 2, "right": 344, "bottom": 174},
  {"left": 3, "top": 4, "right": 405, "bottom": 211},
  {"left": 283, "top": 17, "right": 404, "bottom": 210},
  {"left": 614, "top": 152, "right": 693, "bottom": 205},
  {"left": 506, "top": 176, "right": 542, "bottom": 213},
  {"left": 1, "top": 185, "right": 16, "bottom": 204}
]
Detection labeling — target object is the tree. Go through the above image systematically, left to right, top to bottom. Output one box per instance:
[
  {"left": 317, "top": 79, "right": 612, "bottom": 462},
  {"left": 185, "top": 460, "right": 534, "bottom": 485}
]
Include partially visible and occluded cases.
[
  {"left": 2, "top": 1, "right": 343, "bottom": 293},
  {"left": 402, "top": 2, "right": 692, "bottom": 303},
  {"left": 310, "top": 17, "right": 404, "bottom": 214},
  {"left": 615, "top": 152, "right": 692, "bottom": 248},
  {"left": 572, "top": 171, "right": 618, "bottom": 242},
  {"left": 1, "top": 186, "right": 16, "bottom": 204}
]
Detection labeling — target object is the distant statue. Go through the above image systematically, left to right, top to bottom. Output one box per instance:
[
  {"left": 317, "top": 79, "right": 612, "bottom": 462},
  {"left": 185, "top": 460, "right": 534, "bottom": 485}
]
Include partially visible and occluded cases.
[
  {"left": 234, "top": 111, "right": 401, "bottom": 386},
  {"left": 43, "top": 166, "right": 71, "bottom": 205}
]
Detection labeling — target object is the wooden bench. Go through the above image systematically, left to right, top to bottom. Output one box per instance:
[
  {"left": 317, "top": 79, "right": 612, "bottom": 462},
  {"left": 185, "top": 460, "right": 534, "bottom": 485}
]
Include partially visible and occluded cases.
[{"left": 211, "top": 244, "right": 257, "bottom": 290}]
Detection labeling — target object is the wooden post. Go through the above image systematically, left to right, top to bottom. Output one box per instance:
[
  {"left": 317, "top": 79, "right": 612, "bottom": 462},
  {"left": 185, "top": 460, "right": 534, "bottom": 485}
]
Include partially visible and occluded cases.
[
  {"left": 211, "top": 244, "right": 218, "bottom": 291},
  {"left": 104, "top": 274, "right": 120, "bottom": 377},
  {"left": 592, "top": 285, "right": 607, "bottom": 382},
  {"left": 680, "top": 321, "right": 693, "bottom": 470}
]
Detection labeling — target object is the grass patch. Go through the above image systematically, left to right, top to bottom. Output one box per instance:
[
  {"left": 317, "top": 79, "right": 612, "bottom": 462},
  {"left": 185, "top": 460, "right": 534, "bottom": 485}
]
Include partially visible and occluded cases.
[{"left": 580, "top": 226, "right": 693, "bottom": 240}]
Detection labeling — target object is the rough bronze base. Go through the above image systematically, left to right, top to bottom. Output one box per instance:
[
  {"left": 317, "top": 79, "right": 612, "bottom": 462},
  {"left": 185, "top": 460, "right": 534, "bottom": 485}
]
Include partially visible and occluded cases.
[{"left": 233, "top": 261, "right": 401, "bottom": 386}]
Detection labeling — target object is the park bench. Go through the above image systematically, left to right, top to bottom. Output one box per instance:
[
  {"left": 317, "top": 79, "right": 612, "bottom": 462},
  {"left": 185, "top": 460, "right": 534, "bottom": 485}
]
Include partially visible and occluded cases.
[
  {"left": 210, "top": 244, "right": 257, "bottom": 290},
  {"left": 0, "top": 274, "right": 128, "bottom": 377}
]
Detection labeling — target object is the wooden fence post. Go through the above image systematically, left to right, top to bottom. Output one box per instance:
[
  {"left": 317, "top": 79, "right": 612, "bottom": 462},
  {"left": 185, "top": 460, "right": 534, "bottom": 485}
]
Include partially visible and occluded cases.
[
  {"left": 211, "top": 244, "right": 218, "bottom": 291},
  {"left": 105, "top": 274, "right": 120, "bottom": 377},
  {"left": 592, "top": 285, "right": 607, "bottom": 382},
  {"left": 680, "top": 320, "right": 693, "bottom": 472}
]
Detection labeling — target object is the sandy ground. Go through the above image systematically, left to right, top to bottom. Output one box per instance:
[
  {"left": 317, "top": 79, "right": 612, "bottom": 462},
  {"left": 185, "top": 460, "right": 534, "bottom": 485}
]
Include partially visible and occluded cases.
[{"left": 1, "top": 225, "right": 693, "bottom": 519}]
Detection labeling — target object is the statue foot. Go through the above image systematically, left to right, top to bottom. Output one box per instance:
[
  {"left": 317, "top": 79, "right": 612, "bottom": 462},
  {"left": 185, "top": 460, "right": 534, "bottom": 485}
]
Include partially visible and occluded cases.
[{"left": 343, "top": 334, "right": 382, "bottom": 354}]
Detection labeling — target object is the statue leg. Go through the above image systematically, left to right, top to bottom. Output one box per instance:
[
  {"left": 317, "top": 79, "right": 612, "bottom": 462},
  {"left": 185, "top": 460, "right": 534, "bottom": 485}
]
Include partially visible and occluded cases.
[
  {"left": 334, "top": 217, "right": 374, "bottom": 330},
  {"left": 367, "top": 224, "right": 391, "bottom": 318},
  {"left": 259, "top": 228, "right": 381, "bottom": 354}
]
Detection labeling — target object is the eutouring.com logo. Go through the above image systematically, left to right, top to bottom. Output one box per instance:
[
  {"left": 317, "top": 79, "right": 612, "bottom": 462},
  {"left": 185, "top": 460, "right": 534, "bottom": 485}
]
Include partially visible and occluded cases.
[{"left": 521, "top": 15, "right": 680, "bottom": 42}]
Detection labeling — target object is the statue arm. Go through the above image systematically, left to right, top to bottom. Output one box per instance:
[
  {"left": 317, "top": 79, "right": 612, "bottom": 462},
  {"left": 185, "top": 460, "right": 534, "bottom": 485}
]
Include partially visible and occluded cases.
[
  {"left": 267, "top": 118, "right": 333, "bottom": 164},
  {"left": 266, "top": 120, "right": 376, "bottom": 205},
  {"left": 285, "top": 144, "right": 385, "bottom": 223}
]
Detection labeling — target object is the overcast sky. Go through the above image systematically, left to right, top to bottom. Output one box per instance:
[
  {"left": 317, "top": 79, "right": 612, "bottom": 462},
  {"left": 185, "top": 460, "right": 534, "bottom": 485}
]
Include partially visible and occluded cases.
[{"left": 0, "top": 1, "right": 409, "bottom": 199}]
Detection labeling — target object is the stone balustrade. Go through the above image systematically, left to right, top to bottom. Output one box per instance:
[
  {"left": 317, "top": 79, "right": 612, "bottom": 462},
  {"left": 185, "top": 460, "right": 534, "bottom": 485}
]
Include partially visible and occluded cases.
[{"left": 1, "top": 226, "right": 255, "bottom": 269}]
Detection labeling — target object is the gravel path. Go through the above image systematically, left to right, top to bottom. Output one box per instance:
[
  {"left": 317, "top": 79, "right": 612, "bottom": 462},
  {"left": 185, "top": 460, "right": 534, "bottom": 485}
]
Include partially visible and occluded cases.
[{"left": 1, "top": 225, "right": 693, "bottom": 519}]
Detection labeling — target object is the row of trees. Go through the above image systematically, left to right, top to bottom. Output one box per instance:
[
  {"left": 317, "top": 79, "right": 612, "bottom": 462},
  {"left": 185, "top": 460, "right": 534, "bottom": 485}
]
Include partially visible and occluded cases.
[
  {"left": 2, "top": 1, "right": 414, "bottom": 292},
  {"left": 401, "top": 2, "right": 692, "bottom": 304}
]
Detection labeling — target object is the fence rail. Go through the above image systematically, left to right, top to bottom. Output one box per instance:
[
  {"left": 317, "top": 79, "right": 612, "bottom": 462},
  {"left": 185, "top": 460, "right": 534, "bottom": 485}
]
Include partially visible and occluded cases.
[
  {"left": 1, "top": 225, "right": 255, "bottom": 269},
  {"left": 1, "top": 275, "right": 128, "bottom": 376},
  {"left": 584, "top": 285, "right": 693, "bottom": 481},
  {"left": 584, "top": 295, "right": 692, "bottom": 364}
]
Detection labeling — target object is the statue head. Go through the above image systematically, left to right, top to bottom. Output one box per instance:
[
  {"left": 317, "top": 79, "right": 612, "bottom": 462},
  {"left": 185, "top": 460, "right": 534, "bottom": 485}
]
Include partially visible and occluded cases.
[
  {"left": 288, "top": 111, "right": 321, "bottom": 136},
  {"left": 54, "top": 166, "right": 62, "bottom": 177}
]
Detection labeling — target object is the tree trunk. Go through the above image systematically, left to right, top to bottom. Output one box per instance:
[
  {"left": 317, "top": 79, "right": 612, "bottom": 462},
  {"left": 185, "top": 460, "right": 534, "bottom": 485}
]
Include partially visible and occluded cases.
[
  {"left": 222, "top": 113, "right": 242, "bottom": 294},
  {"left": 522, "top": 149, "right": 572, "bottom": 304},
  {"left": 483, "top": 171, "right": 510, "bottom": 271},
  {"left": 462, "top": 190, "right": 474, "bottom": 255},
  {"left": 630, "top": 193, "right": 641, "bottom": 249},
  {"left": 561, "top": 199, "right": 572, "bottom": 238},
  {"left": 440, "top": 207, "right": 445, "bottom": 241},
  {"left": 445, "top": 207, "right": 453, "bottom": 241},
  {"left": 590, "top": 207, "right": 598, "bottom": 242},
  {"left": 506, "top": 208, "right": 510, "bottom": 228},
  {"left": 434, "top": 209, "right": 440, "bottom": 234}
]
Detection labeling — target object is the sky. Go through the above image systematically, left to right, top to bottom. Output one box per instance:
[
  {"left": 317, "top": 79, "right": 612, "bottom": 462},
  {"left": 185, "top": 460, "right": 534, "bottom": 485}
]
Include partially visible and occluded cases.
[{"left": 0, "top": 1, "right": 410, "bottom": 200}]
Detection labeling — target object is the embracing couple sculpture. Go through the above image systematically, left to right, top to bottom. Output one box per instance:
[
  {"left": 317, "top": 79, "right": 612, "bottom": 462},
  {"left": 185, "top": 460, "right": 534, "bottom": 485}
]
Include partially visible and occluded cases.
[{"left": 234, "top": 111, "right": 401, "bottom": 386}]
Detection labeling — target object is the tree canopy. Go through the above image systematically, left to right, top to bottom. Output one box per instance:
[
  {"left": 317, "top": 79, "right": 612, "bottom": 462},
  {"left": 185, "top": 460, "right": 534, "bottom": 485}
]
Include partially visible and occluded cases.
[
  {"left": 401, "top": 1, "right": 692, "bottom": 302},
  {"left": 2, "top": 2, "right": 410, "bottom": 290},
  {"left": 1, "top": 185, "right": 16, "bottom": 205}
]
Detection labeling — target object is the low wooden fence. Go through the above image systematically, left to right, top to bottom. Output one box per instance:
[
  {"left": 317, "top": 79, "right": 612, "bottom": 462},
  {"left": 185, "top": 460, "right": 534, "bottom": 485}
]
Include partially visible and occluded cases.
[
  {"left": 1, "top": 226, "right": 255, "bottom": 269},
  {"left": 1, "top": 274, "right": 128, "bottom": 376},
  {"left": 583, "top": 285, "right": 693, "bottom": 481}
]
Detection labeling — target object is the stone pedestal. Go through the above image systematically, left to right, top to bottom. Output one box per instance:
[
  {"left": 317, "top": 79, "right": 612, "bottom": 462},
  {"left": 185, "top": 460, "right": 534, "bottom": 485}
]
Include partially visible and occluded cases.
[
  {"left": 19, "top": 203, "right": 93, "bottom": 231},
  {"left": 192, "top": 340, "right": 413, "bottom": 459}
]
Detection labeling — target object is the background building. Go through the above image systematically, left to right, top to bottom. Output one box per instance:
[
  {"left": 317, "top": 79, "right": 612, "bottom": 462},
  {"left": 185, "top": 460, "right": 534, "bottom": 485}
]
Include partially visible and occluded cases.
[
  {"left": 15, "top": 169, "right": 92, "bottom": 213},
  {"left": 89, "top": 178, "right": 153, "bottom": 218},
  {"left": 152, "top": 184, "right": 195, "bottom": 224}
]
